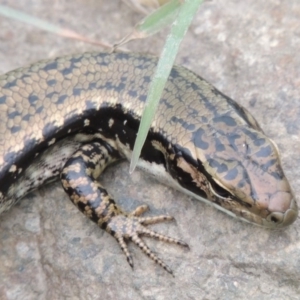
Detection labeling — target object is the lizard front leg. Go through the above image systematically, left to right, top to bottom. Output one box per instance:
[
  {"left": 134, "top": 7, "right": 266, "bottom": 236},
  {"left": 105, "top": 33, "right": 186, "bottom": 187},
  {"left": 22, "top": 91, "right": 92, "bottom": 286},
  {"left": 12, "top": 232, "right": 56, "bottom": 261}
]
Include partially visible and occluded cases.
[{"left": 60, "top": 139, "right": 188, "bottom": 274}]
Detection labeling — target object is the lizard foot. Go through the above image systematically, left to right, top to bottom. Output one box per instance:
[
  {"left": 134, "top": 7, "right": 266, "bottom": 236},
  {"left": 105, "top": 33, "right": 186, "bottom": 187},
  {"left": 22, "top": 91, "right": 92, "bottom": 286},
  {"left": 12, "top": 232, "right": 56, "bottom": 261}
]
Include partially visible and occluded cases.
[{"left": 106, "top": 205, "right": 189, "bottom": 275}]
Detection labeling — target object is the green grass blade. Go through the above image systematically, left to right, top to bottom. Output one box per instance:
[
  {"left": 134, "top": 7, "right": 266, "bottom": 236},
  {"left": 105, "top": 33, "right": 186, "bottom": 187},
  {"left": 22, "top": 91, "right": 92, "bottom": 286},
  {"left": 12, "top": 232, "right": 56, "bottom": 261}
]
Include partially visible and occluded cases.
[
  {"left": 115, "top": 0, "right": 182, "bottom": 47},
  {"left": 129, "top": 0, "right": 204, "bottom": 173},
  {"left": 137, "top": 0, "right": 182, "bottom": 36},
  {"left": 0, "top": 5, "right": 111, "bottom": 47}
]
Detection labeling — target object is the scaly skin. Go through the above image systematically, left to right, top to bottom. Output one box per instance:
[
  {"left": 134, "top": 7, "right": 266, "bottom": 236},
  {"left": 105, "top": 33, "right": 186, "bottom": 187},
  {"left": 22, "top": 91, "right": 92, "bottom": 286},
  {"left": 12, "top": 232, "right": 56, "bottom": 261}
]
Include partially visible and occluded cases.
[{"left": 0, "top": 52, "right": 298, "bottom": 273}]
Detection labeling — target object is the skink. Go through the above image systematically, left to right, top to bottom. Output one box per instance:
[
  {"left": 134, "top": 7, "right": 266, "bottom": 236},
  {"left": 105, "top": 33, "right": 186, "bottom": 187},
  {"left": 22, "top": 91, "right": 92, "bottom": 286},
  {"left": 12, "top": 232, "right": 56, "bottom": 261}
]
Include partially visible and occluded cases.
[{"left": 0, "top": 52, "right": 298, "bottom": 273}]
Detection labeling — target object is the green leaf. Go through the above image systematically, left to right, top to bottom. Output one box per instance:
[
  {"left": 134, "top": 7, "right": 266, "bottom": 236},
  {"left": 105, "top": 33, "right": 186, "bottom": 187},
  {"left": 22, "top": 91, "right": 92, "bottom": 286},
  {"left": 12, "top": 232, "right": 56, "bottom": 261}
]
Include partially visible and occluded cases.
[
  {"left": 115, "top": 0, "right": 182, "bottom": 47},
  {"left": 129, "top": 0, "right": 204, "bottom": 173}
]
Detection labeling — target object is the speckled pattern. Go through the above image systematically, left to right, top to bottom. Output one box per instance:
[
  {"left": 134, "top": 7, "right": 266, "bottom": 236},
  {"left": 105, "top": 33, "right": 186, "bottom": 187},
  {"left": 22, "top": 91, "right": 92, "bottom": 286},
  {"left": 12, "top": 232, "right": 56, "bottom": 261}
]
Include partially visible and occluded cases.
[
  {"left": 0, "top": 1, "right": 300, "bottom": 299},
  {"left": 0, "top": 52, "right": 297, "bottom": 236},
  {"left": 60, "top": 140, "right": 188, "bottom": 274}
]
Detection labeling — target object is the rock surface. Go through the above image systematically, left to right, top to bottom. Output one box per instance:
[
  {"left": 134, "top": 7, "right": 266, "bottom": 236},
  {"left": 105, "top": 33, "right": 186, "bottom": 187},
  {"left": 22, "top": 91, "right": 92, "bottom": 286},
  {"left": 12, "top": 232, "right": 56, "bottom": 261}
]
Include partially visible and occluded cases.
[{"left": 0, "top": 1, "right": 299, "bottom": 299}]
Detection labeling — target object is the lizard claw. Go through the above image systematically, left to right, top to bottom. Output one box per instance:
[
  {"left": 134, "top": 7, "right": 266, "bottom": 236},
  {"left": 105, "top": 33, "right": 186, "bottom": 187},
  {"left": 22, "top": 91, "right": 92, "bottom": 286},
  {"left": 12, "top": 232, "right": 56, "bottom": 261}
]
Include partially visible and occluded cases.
[{"left": 106, "top": 205, "right": 189, "bottom": 275}]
